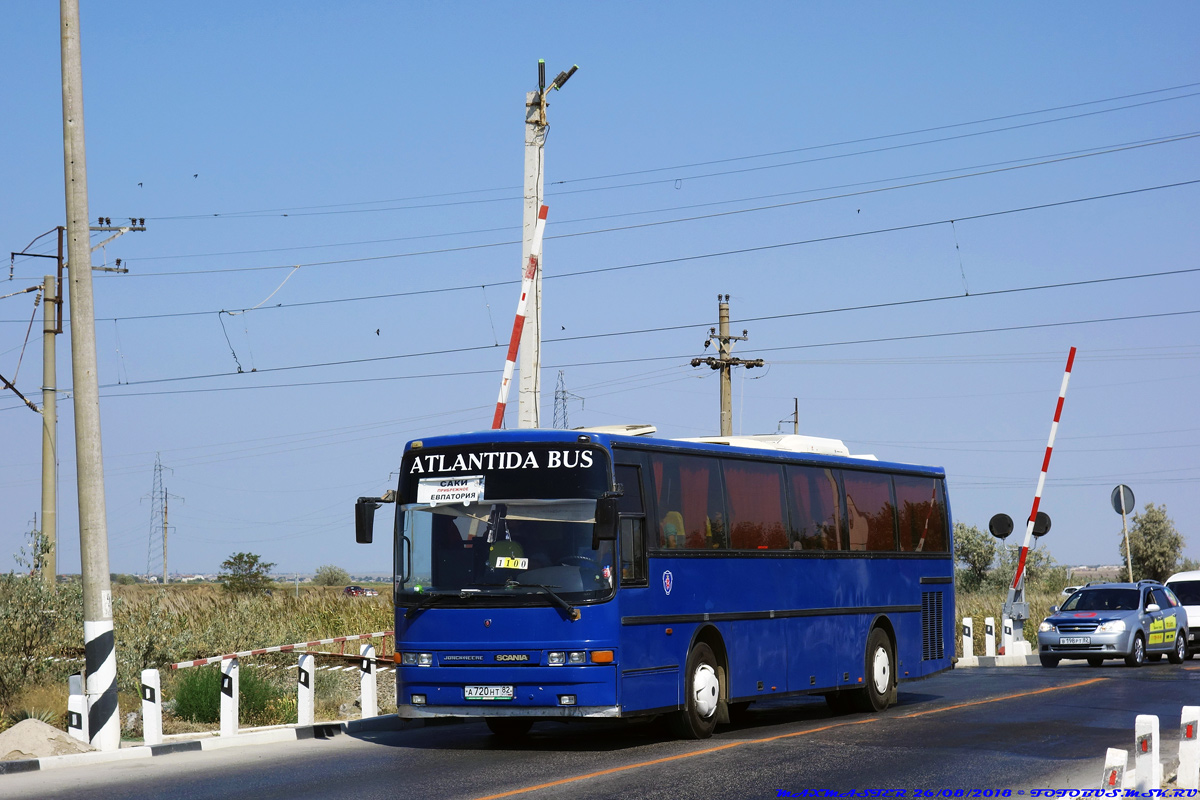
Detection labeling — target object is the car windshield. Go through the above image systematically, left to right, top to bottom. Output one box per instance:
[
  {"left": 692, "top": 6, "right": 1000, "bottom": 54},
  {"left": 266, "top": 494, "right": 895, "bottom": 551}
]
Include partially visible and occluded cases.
[
  {"left": 398, "top": 499, "right": 615, "bottom": 605},
  {"left": 1168, "top": 580, "right": 1200, "bottom": 605},
  {"left": 1062, "top": 588, "right": 1139, "bottom": 612}
]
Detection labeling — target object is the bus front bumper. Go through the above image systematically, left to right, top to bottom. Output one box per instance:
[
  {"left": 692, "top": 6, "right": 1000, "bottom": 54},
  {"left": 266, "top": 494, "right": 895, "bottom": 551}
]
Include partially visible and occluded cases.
[{"left": 397, "top": 703, "right": 622, "bottom": 719}]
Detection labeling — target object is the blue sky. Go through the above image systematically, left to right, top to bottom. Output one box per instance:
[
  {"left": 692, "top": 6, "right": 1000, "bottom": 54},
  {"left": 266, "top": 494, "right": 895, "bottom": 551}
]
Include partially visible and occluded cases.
[{"left": 2, "top": 3, "right": 1197, "bottom": 577}]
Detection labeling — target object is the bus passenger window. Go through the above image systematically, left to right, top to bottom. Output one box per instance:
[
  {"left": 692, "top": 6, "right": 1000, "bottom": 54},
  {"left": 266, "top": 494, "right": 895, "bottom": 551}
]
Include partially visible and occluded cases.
[
  {"left": 650, "top": 453, "right": 726, "bottom": 550},
  {"left": 723, "top": 460, "right": 788, "bottom": 550},
  {"left": 786, "top": 466, "right": 842, "bottom": 550},
  {"left": 842, "top": 471, "right": 897, "bottom": 552},
  {"left": 894, "top": 475, "right": 948, "bottom": 552}
]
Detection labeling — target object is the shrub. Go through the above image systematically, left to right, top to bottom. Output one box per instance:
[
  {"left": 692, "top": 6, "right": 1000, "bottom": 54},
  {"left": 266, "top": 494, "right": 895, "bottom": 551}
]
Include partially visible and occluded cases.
[{"left": 172, "top": 664, "right": 289, "bottom": 726}]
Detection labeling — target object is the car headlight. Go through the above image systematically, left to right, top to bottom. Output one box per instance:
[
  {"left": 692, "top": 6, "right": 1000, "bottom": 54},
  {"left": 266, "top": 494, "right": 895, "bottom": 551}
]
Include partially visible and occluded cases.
[
  {"left": 1096, "top": 620, "right": 1126, "bottom": 633},
  {"left": 1039, "top": 621, "right": 1056, "bottom": 633}
]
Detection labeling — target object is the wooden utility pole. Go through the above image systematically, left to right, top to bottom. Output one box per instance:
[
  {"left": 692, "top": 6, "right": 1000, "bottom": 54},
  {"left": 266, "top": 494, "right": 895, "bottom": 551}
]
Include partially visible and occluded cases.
[{"left": 691, "top": 295, "right": 764, "bottom": 436}]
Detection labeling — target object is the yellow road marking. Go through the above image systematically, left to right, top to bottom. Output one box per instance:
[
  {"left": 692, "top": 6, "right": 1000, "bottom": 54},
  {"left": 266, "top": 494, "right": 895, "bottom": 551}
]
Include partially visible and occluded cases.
[{"left": 470, "top": 677, "right": 1107, "bottom": 800}]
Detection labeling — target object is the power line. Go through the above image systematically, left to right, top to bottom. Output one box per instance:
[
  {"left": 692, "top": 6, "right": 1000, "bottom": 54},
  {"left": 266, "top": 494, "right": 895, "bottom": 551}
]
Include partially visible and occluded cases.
[{"left": 141, "top": 83, "right": 1200, "bottom": 221}]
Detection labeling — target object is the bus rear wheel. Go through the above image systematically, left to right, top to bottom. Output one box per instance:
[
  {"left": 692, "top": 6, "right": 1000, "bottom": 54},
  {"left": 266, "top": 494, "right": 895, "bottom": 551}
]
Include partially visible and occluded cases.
[
  {"left": 852, "top": 628, "right": 895, "bottom": 713},
  {"left": 670, "top": 642, "right": 721, "bottom": 739},
  {"left": 485, "top": 718, "right": 534, "bottom": 739}
]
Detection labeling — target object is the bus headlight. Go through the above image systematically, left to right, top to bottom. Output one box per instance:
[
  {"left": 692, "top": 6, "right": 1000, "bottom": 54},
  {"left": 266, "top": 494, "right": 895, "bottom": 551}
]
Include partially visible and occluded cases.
[
  {"left": 1096, "top": 620, "right": 1126, "bottom": 634},
  {"left": 548, "top": 651, "right": 566, "bottom": 665},
  {"left": 568, "top": 651, "right": 586, "bottom": 664},
  {"left": 401, "top": 652, "right": 418, "bottom": 665},
  {"left": 417, "top": 652, "right": 434, "bottom": 667}
]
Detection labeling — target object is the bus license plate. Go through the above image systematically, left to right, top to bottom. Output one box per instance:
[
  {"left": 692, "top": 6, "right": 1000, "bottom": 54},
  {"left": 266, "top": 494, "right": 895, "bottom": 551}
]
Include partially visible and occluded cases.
[
  {"left": 1059, "top": 637, "right": 1090, "bottom": 645},
  {"left": 465, "top": 685, "right": 514, "bottom": 701}
]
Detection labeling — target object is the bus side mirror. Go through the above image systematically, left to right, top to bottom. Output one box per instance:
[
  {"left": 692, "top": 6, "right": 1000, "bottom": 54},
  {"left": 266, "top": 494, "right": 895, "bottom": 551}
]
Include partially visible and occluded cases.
[
  {"left": 592, "top": 496, "right": 620, "bottom": 550},
  {"left": 355, "top": 498, "right": 380, "bottom": 544}
]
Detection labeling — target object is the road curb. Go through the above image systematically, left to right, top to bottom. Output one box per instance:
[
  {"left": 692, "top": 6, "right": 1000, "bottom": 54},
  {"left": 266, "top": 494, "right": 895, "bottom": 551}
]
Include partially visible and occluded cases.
[
  {"left": 956, "top": 654, "right": 1042, "bottom": 667},
  {"left": 0, "top": 714, "right": 424, "bottom": 775}
]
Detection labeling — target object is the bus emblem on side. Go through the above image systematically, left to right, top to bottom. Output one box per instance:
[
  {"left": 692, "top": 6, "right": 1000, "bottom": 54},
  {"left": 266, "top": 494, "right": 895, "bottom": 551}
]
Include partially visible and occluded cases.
[{"left": 662, "top": 570, "right": 673, "bottom": 596}]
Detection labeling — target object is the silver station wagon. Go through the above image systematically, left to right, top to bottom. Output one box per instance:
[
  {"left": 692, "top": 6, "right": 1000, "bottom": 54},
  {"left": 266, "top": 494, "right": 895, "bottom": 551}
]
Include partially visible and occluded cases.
[{"left": 1037, "top": 580, "right": 1188, "bottom": 668}]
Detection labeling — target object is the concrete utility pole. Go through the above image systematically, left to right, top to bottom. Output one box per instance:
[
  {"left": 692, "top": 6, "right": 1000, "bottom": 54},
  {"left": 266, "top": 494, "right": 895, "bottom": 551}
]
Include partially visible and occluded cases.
[
  {"left": 60, "top": 0, "right": 119, "bottom": 751},
  {"left": 517, "top": 60, "right": 577, "bottom": 429},
  {"left": 41, "top": 272, "right": 58, "bottom": 585},
  {"left": 691, "top": 295, "right": 764, "bottom": 436}
]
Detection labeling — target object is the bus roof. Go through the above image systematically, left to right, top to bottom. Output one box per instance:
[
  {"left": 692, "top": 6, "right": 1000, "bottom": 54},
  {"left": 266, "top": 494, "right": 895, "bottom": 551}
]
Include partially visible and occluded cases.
[{"left": 402, "top": 428, "right": 944, "bottom": 477}]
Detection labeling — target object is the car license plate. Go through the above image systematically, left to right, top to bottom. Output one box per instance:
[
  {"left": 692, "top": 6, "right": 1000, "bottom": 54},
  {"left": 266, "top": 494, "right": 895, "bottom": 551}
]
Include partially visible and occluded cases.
[
  {"left": 1059, "top": 637, "right": 1091, "bottom": 645},
  {"left": 464, "top": 685, "right": 514, "bottom": 701}
]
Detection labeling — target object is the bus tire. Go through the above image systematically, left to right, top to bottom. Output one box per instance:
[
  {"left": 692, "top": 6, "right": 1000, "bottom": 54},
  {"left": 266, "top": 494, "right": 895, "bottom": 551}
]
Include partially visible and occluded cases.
[
  {"left": 852, "top": 627, "right": 894, "bottom": 713},
  {"left": 670, "top": 642, "right": 721, "bottom": 739},
  {"left": 485, "top": 718, "right": 534, "bottom": 738}
]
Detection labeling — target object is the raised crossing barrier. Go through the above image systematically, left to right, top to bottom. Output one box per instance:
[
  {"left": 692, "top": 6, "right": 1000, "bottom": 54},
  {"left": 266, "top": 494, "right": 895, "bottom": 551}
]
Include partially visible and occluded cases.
[{"left": 169, "top": 630, "right": 394, "bottom": 669}]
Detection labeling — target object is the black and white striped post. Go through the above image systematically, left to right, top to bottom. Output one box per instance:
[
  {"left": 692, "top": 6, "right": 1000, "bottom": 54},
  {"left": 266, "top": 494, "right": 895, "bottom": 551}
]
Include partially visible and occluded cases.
[
  {"left": 84, "top": 618, "right": 119, "bottom": 750},
  {"left": 360, "top": 644, "right": 377, "bottom": 719},
  {"left": 298, "top": 654, "right": 315, "bottom": 726},
  {"left": 220, "top": 658, "right": 239, "bottom": 737},
  {"left": 141, "top": 669, "right": 162, "bottom": 745}
]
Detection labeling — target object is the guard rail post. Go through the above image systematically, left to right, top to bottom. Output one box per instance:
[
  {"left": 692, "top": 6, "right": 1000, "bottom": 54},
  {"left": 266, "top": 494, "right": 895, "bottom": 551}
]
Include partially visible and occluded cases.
[
  {"left": 1001, "top": 615, "right": 1013, "bottom": 655},
  {"left": 960, "top": 617, "right": 975, "bottom": 665},
  {"left": 984, "top": 617, "right": 996, "bottom": 657},
  {"left": 360, "top": 644, "right": 378, "bottom": 719},
  {"left": 298, "top": 653, "right": 315, "bottom": 726},
  {"left": 220, "top": 658, "right": 239, "bottom": 737},
  {"left": 141, "top": 668, "right": 162, "bottom": 745},
  {"left": 67, "top": 672, "right": 88, "bottom": 743},
  {"left": 1180, "top": 705, "right": 1200, "bottom": 790},
  {"left": 1134, "top": 714, "right": 1161, "bottom": 791},
  {"left": 1101, "top": 748, "right": 1127, "bottom": 790}
]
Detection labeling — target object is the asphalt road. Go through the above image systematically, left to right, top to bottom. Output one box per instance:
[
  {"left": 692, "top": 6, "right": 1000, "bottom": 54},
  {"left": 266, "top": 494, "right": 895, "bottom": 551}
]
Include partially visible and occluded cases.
[{"left": 3, "top": 662, "right": 1194, "bottom": 800}]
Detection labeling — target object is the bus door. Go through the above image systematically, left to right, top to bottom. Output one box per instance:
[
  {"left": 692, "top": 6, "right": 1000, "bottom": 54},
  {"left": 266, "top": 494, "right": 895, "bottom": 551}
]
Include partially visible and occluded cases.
[{"left": 613, "top": 454, "right": 678, "bottom": 714}]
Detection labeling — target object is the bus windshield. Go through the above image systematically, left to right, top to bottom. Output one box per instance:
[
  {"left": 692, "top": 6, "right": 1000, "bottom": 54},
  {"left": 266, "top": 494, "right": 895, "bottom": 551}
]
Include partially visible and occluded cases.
[{"left": 400, "top": 499, "right": 615, "bottom": 605}]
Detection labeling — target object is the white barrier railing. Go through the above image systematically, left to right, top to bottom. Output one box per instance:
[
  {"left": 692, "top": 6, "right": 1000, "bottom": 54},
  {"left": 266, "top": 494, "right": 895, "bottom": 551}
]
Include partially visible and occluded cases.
[
  {"left": 132, "top": 631, "right": 393, "bottom": 743},
  {"left": 1182, "top": 705, "right": 1199, "bottom": 790},
  {"left": 1099, "top": 709, "right": 1200, "bottom": 790}
]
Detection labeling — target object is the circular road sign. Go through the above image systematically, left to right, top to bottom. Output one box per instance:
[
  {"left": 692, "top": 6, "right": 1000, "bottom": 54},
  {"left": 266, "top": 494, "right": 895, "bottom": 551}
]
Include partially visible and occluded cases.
[{"left": 1111, "top": 484, "right": 1135, "bottom": 515}]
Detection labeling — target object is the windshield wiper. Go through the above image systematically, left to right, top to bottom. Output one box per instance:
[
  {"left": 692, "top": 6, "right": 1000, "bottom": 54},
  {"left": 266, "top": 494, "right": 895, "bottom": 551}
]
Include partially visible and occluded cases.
[
  {"left": 504, "top": 580, "right": 581, "bottom": 621},
  {"left": 402, "top": 590, "right": 471, "bottom": 620}
]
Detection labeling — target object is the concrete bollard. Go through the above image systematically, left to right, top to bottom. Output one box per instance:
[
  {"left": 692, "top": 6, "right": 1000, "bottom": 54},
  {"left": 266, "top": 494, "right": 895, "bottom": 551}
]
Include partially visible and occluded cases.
[
  {"left": 1001, "top": 616, "right": 1013, "bottom": 655},
  {"left": 962, "top": 617, "right": 974, "bottom": 658},
  {"left": 984, "top": 617, "right": 996, "bottom": 657},
  {"left": 360, "top": 644, "right": 378, "bottom": 719},
  {"left": 298, "top": 653, "right": 315, "bottom": 726},
  {"left": 220, "top": 658, "right": 239, "bottom": 738},
  {"left": 141, "top": 669, "right": 163, "bottom": 746},
  {"left": 67, "top": 673, "right": 88, "bottom": 743},
  {"left": 1180, "top": 706, "right": 1200, "bottom": 790},
  {"left": 1134, "top": 714, "right": 1161, "bottom": 791},
  {"left": 1101, "top": 748, "right": 1127, "bottom": 791}
]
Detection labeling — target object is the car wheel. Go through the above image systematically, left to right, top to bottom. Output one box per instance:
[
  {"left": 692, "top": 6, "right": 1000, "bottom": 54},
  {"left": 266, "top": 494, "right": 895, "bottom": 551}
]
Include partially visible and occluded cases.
[
  {"left": 852, "top": 628, "right": 895, "bottom": 713},
  {"left": 1169, "top": 631, "right": 1187, "bottom": 665},
  {"left": 1124, "top": 633, "right": 1146, "bottom": 667},
  {"left": 669, "top": 642, "right": 721, "bottom": 739},
  {"left": 1039, "top": 655, "right": 1059, "bottom": 668},
  {"left": 1087, "top": 657, "right": 1104, "bottom": 668},
  {"left": 485, "top": 718, "right": 534, "bottom": 739}
]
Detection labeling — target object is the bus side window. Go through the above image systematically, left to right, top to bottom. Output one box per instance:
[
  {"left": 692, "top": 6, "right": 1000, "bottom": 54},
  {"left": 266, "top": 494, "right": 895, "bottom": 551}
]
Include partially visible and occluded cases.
[
  {"left": 650, "top": 453, "right": 726, "bottom": 550},
  {"left": 786, "top": 465, "right": 842, "bottom": 550},
  {"left": 842, "top": 471, "right": 897, "bottom": 552},
  {"left": 894, "top": 475, "right": 948, "bottom": 552}
]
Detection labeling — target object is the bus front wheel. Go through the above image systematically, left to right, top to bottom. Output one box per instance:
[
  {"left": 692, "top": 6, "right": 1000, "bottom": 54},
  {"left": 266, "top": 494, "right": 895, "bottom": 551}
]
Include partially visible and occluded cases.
[
  {"left": 853, "top": 628, "right": 895, "bottom": 713},
  {"left": 670, "top": 642, "right": 721, "bottom": 739}
]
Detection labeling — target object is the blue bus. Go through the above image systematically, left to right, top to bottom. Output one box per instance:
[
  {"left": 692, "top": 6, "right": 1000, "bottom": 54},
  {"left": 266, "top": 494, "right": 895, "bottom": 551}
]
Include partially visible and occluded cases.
[{"left": 354, "top": 427, "right": 954, "bottom": 739}]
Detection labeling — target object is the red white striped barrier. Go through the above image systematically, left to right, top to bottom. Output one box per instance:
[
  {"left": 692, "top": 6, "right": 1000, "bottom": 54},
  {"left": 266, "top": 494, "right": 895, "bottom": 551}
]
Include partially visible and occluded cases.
[
  {"left": 492, "top": 204, "right": 549, "bottom": 429},
  {"left": 1010, "top": 346, "right": 1076, "bottom": 590},
  {"left": 170, "top": 631, "right": 394, "bottom": 670}
]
